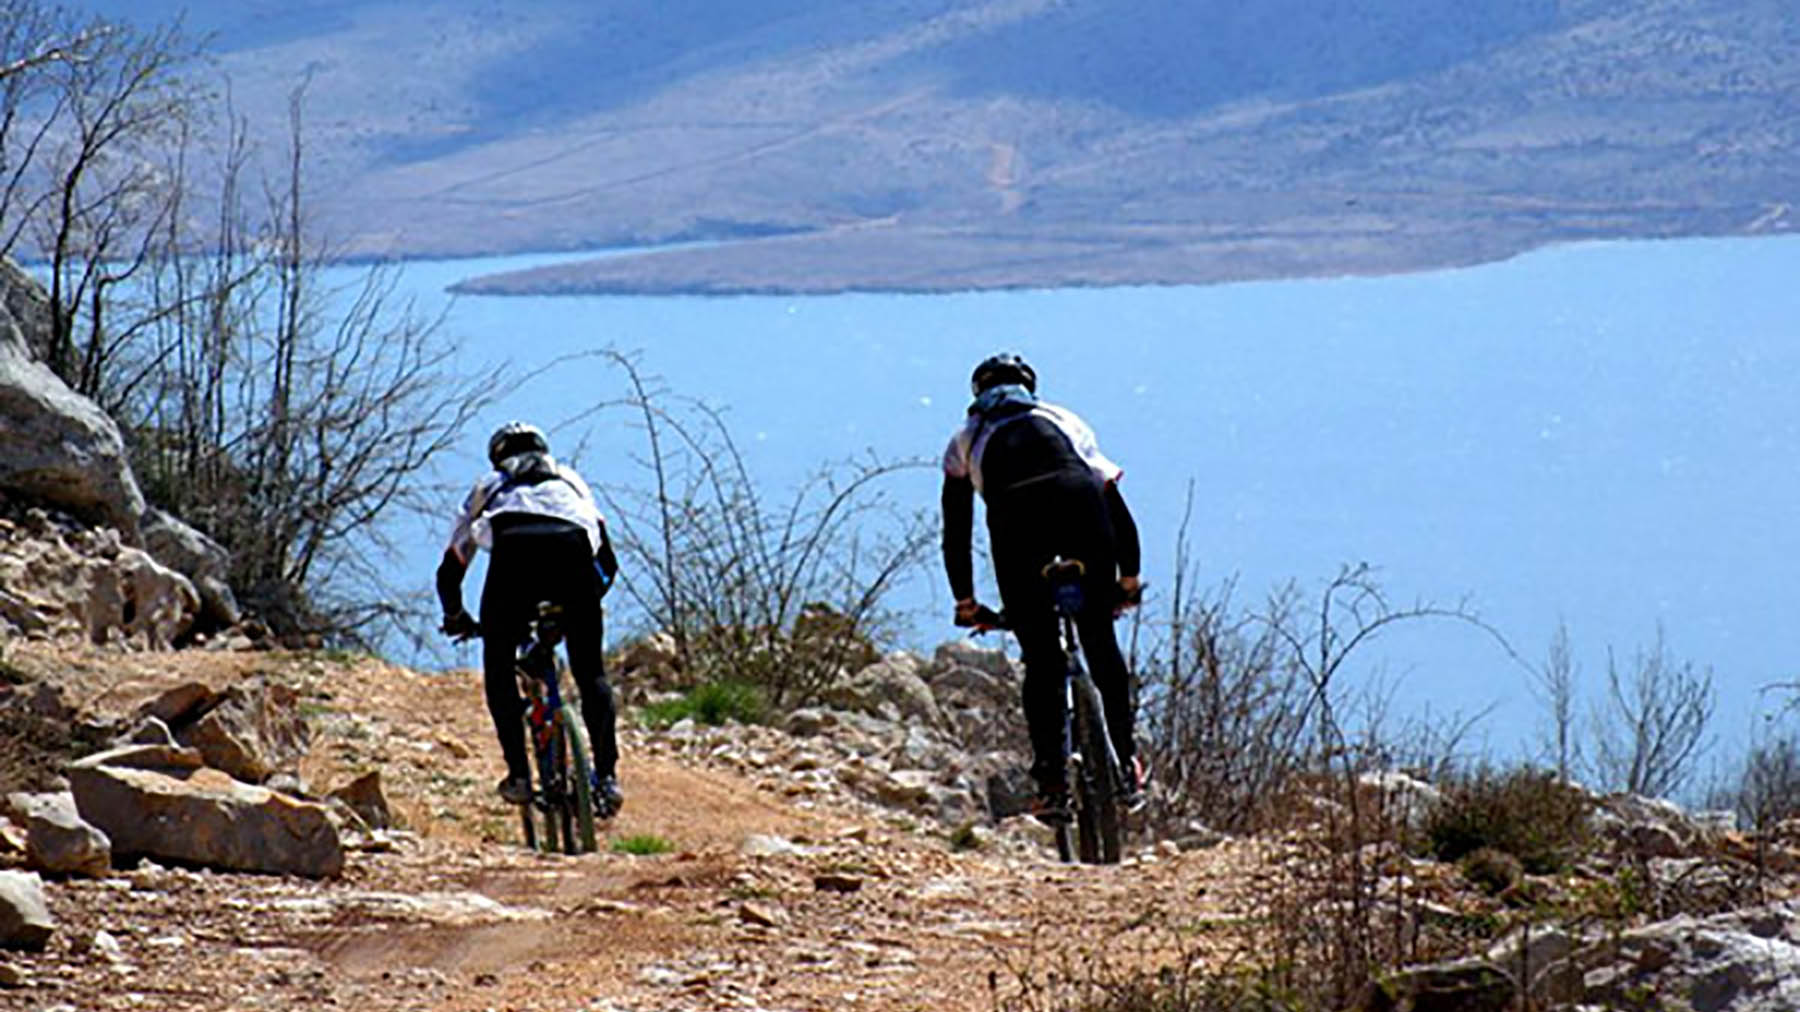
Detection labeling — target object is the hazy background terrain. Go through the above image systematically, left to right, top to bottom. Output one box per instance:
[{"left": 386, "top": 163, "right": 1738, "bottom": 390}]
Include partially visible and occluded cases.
[{"left": 76, "top": 0, "right": 1800, "bottom": 292}]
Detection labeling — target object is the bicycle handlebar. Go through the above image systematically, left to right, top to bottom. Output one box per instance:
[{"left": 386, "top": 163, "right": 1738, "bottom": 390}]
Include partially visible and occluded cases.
[{"left": 954, "top": 604, "right": 1009, "bottom": 632}]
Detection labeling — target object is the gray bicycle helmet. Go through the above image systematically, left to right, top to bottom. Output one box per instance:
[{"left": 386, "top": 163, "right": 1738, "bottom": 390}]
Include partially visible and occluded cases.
[
  {"left": 971, "top": 353, "right": 1037, "bottom": 396},
  {"left": 487, "top": 421, "right": 549, "bottom": 465}
]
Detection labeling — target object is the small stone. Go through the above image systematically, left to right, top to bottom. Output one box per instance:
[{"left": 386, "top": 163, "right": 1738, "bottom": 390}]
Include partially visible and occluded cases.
[
  {"left": 0, "top": 818, "right": 25, "bottom": 856},
  {"left": 739, "top": 834, "right": 804, "bottom": 858},
  {"left": 0, "top": 871, "right": 54, "bottom": 951},
  {"left": 813, "top": 873, "right": 863, "bottom": 894},
  {"left": 737, "top": 901, "right": 784, "bottom": 928},
  {"left": 93, "top": 929, "right": 128, "bottom": 964},
  {"left": 0, "top": 961, "right": 26, "bottom": 988},
  {"left": 473, "top": 972, "right": 499, "bottom": 986}
]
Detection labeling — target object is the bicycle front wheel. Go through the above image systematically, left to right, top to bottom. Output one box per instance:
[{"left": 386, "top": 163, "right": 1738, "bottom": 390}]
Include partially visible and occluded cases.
[{"left": 557, "top": 705, "right": 597, "bottom": 854}]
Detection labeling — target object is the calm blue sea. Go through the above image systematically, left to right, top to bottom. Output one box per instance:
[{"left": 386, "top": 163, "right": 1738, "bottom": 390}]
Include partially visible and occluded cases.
[{"left": 343, "top": 234, "right": 1800, "bottom": 773}]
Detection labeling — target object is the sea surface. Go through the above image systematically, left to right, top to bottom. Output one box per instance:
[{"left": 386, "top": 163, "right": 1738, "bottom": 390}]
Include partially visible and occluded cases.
[{"left": 341, "top": 234, "right": 1800, "bottom": 777}]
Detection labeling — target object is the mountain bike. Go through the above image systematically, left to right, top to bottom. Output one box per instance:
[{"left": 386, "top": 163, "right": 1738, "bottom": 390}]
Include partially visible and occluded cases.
[
  {"left": 963, "top": 559, "right": 1129, "bottom": 865},
  {"left": 459, "top": 603, "right": 598, "bottom": 854}
]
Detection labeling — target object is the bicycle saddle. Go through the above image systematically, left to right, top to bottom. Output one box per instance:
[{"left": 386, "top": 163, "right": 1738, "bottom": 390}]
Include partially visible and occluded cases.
[{"left": 1042, "top": 559, "right": 1086, "bottom": 615}]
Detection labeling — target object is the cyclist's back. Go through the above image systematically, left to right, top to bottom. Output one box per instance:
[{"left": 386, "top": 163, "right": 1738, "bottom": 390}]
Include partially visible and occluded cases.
[
  {"left": 939, "top": 354, "right": 1144, "bottom": 818},
  {"left": 437, "top": 421, "right": 624, "bottom": 816}
]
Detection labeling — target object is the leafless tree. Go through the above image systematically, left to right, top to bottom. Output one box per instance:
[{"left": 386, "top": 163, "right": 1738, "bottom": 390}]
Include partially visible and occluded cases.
[
  {"left": 0, "top": 9, "right": 196, "bottom": 395},
  {"left": 0, "top": 28, "right": 501, "bottom": 643},
  {"left": 1241, "top": 562, "right": 1515, "bottom": 1008},
  {"left": 1533, "top": 619, "right": 1580, "bottom": 781},
  {"left": 1587, "top": 624, "right": 1715, "bottom": 799}
]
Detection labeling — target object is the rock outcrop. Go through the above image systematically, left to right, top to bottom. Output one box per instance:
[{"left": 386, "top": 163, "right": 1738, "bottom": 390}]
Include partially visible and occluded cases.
[
  {"left": 0, "top": 258, "right": 239, "bottom": 639},
  {"left": 0, "top": 511, "right": 201, "bottom": 647},
  {"left": 647, "top": 639, "right": 1031, "bottom": 827}
]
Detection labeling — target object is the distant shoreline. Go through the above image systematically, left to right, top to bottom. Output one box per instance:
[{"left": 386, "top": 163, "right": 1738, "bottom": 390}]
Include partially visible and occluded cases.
[{"left": 437, "top": 218, "right": 1791, "bottom": 298}]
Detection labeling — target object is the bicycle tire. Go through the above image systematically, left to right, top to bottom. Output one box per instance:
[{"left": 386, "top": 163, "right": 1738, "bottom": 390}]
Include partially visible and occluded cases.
[
  {"left": 1072, "top": 675, "right": 1123, "bottom": 865},
  {"left": 558, "top": 706, "right": 597, "bottom": 853},
  {"left": 516, "top": 708, "right": 546, "bottom": 851},
  {"left": 529, "top": 713, "right": 565, "bottom": 853},
  {"left": 516, "top": 773, "right": 538, "bottom": 852}
]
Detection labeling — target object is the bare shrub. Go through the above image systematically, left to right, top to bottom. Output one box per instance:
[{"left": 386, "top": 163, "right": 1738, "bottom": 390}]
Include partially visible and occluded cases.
[
  {"left": 578, "top": 350, "right": 931, "bottom": 711},
  {"left": 1131, "top": 550, "right": 1517, "bottom": 1009},
  {"left": 1134, "top": 572, "right": 1314, "bottom": 835},
  {"left": 1587, "top": 624, "right": 1715, "bottom": 799},
  {"left": 1716, "top": 731, "right": 1800, "bottom": 832},
  {"left": 1425, "top": 763, "right": 1594, "bottom": 874}
]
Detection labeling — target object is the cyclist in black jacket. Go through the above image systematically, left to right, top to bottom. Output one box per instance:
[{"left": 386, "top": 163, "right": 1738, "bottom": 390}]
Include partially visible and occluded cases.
[
  {"left": 941, "top": 354, "right": 1144, "bottom": 820},
  {"left": 437, "top": 422, "right": 624, "bottom": 817}
]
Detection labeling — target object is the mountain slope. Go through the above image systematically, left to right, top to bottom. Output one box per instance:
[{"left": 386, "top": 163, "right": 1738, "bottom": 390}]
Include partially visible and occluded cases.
[{"left": 72, "top": 0, "right": 1800, "bottom": 290}]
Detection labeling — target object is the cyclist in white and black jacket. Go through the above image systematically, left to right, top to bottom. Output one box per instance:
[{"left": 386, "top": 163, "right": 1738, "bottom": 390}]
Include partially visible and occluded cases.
[
  {"left": 941, "top": 354, "right": 1144, "bottom": 820},
  {"left": 437, "top": 421, "right": 624, "bottom": 817}
]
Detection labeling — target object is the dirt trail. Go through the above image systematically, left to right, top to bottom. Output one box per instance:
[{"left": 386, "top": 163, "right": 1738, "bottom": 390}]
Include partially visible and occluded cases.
[{"left": 1, "top": 644, "right": 1269, "bottom": 1012}]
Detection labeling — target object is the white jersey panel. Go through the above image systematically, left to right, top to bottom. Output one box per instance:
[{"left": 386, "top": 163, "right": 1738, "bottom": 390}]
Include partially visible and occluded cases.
[
  {"left": 941, "top": 400, "right": 1123, "bottom": 495},
  {"left": 447, "top": 463, "right": 604, "bottom": 558}
]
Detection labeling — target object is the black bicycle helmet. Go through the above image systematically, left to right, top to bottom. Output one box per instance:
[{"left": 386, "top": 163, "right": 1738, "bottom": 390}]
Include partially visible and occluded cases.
[
  {"left": 970, "top": 353, "right": 1037, "bottom": 396},
  {"left": 487, "top": 421, "right": 549, "bottom": 465}
]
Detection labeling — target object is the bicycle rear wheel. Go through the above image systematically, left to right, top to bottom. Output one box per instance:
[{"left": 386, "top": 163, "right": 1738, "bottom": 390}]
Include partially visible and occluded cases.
[
  {"left": 1071, "top": 677, "right": 1123, "bottom": 865},
  {"left": 527, "top": 714, "right": 565, "bottom": 853},
  {"left": 516, "top": 781, "right": 538, "bottom": 851}
]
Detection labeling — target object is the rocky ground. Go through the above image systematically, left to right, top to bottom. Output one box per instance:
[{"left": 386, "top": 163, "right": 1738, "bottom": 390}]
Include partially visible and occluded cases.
[
  {"left": 3, "top": 639, "right": 1800, "bottom": 1012},
  {"left": 0, "top": 640, "right": 1282, "bottom": 1012}
]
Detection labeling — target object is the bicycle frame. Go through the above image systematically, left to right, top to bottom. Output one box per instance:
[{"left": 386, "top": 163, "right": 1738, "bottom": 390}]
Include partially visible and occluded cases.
[
  {"left": 969, "top": 559, "right": 1127, "bottom": 864},
  {"left": 1045, "top": 562, "right": 1127, "bottom": 864},
  {"left": 512, "top": 603, "right": 597, "bottom": 854}
]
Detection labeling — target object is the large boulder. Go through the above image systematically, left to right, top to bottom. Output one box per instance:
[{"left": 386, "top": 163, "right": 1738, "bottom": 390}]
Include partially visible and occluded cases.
[
  {"left": 0, "top": 259, "right": 235, "bottom": 633},
  {"left": 0, "top": 260, "right": 49, "bottom": 361},
  {"left": 0, "top": 276, "right": 145, "bottom": 538},
  {"left": 67, "top": 745, "right": 343, "bottom": 878},
  {"left": 4, "top": 791, "right": 111, "bottom": 877},
  {"left": 0, "top": 870, "right": 54, "bottom": 951}
]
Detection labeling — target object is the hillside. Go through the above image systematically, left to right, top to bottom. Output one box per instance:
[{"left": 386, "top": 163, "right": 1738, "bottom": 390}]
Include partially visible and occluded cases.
[{"left": 68, "top": 0, "right": 1800, "bottom": 293}]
